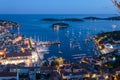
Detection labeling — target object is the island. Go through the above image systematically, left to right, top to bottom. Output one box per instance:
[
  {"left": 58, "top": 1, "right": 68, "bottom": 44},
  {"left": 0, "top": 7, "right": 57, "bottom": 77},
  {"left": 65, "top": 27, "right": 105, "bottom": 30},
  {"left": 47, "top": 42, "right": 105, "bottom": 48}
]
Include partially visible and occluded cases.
[
  {"left": 42, "top": 16, "right": 120, "bottom": 22},
  {"left": 83, "top": 16, "right": 120, "bottom": 21},
  {"left": 105, "top": 16, "right": 120, "bottom": 20},
  {"left": 83, "top": 17, "right": 103, "bottom": 20},
  {"left": 41, "top": 18, "right": 60, "bottom": 22},
  {"left": 41, "top": 18, "right": 84, "bottom": 22},
  {"left": 62, "top": 18, "right": 83, "bottom": 22},
  {"left": 52, "top": 23, "right": 69, "bottom": 30}
]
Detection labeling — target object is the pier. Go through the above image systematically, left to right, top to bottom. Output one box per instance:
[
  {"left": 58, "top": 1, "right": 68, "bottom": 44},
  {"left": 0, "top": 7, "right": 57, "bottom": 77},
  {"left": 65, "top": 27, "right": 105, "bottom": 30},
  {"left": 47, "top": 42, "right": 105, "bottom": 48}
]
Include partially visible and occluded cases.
[{"left": 37, "top": 41, "right": 61, "bottom": 46}]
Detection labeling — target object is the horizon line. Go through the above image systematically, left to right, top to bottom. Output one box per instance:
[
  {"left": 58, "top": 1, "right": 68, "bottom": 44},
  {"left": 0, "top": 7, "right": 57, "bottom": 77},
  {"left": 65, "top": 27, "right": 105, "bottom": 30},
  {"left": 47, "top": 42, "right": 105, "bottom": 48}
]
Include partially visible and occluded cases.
[{"left": 0, "top": 13, "right": 118, "bottom": 15}]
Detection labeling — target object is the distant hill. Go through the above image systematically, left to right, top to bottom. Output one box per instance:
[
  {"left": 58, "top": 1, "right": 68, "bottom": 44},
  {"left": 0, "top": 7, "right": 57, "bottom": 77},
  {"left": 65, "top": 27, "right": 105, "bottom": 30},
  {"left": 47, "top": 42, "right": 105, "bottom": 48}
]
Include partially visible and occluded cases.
[
  {"left": 42, "top": 16, "right": 120, "bottom": 22},
  {"left": 84, "top": 16, "right": 120, "bottom": 20},
  {"left": 105, "top": 16, "right": 120, "bottom": 20},
  {"left": 83, "top": 17, "right": 103, "bottom": 20},
  {"left": 41, "top": 18, "right": 83, "bottom": 22},
  {"left": 42, "top": 18, "right": 60, "bottom": 22},
  {"left": 62, "top": 18, "right": 83, "bottom": 22}
]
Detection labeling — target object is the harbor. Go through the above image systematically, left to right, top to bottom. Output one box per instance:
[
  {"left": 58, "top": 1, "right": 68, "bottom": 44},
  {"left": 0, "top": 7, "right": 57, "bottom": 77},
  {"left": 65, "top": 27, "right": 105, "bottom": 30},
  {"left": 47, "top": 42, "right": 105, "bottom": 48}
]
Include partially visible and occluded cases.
[
  {"left": 1, "top": 0, "right": 120, "bottom": 79},
  {"left": 0, "top": 14, "right": 120, "bottom": 80},
  {"left": 37, "top": 41, "right": 61, "bottom": 46}
]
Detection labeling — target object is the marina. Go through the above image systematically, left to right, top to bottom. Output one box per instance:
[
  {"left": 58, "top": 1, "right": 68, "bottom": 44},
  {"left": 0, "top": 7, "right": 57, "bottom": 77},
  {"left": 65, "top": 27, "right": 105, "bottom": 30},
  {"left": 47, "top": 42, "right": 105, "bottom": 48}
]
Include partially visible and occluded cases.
[
  {"left": 0, "top": 0, "right": 120, "bottom": 79},
  {"left": 0, "top": 14, "right": 120, "bottom": 62},
  {"left": 0, "top": 14, "right": 119, "bottom": 80},
  {"left": 37, "top": 41, "right": 61, "bottom": 46}
]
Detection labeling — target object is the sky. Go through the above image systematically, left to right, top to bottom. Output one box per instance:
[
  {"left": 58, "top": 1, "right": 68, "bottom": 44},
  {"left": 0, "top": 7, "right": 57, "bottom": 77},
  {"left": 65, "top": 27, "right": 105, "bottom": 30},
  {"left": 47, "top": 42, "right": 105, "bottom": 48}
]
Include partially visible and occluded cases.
[{"left": 0, "top": 0, "right": 118, "bottom": 14}]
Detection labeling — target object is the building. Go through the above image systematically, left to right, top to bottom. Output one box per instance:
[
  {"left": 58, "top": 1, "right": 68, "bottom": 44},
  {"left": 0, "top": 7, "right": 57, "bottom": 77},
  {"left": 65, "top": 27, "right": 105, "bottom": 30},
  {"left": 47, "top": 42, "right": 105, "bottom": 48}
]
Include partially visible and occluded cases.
[
  {"left": 101, "top": 43, "right": 114, "bottom": 54},
  {"left": 104, "top": 43, "right": 113, "bottom": 49},
  {"left": 0, "top": 51, "right": 39, "bottom": 67},
  {"left": 9, "top": 66, "right": 40, "bottom": 80},
  {"left": 61, "top": 71, "right": 85, "bottom": 79},
  {"left": 0, "top": 72, "right": 17, "bottom": 80}
]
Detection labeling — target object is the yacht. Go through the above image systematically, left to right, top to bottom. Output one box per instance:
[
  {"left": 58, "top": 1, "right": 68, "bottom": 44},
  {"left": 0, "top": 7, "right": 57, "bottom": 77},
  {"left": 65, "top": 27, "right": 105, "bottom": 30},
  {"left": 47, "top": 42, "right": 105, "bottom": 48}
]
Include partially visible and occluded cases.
[
  {"left": 37, "top": 47, "right": 49, "bottom": 53},
  {"left": 58, "top": 51, "right": 63, "bottom": 54}
]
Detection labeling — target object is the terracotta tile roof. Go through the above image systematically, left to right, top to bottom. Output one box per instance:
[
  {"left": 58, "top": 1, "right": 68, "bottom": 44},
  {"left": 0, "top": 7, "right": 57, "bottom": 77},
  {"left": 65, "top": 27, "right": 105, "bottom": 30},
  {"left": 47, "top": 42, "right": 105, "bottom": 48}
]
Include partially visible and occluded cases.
[
  {"left": 6, "top": 53, "right": 31, "bottom": 57},
  {"left": 9, "top": 66, "right": 40, "bottom": 70},
  {"left": 40, "top": 66, "right": 57, "bottom": 71},
  {"left": 114, "top": 67, "right": 120, "bottom": 71},
  {"left": 61, "top": 71, "right": 85, "bottom": 76},
  {"left": 0, "top": 72, "right": 17, "bottom": 77}
]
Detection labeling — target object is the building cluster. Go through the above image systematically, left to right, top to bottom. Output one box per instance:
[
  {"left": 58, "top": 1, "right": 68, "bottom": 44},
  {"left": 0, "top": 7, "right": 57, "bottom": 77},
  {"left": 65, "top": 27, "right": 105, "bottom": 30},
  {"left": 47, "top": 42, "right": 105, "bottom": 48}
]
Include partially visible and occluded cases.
[
  {"left": 0, "top": 20, "right": 120, "bottom": 80},
  {"left": 0, "top": 20, "right": 20, "bottom": 29},
  {"left": 0, "top": 21, "right": 39, "bottom": 67},
  {"left": 93, "top": 32, "right": 120, "bottom": 80},
  {"left": 0, "top": 56, "right": 119, "bottom": 80},
  {"left": 59, "top": 58, "right": 108, "bottom": 80},
  {"left": 0, "top": 65, "right": 62, "bottom": 80}
]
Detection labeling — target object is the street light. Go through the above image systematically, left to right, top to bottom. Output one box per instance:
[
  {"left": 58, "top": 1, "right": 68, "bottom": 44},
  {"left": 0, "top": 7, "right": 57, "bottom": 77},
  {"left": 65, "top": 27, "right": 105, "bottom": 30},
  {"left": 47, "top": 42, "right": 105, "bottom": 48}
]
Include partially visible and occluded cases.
[
  {"left": 92, "top": 74, "right": 97, "bottom": 78},
  {"left": 104, "top": 75, "right": 109, "bottom": 80}
]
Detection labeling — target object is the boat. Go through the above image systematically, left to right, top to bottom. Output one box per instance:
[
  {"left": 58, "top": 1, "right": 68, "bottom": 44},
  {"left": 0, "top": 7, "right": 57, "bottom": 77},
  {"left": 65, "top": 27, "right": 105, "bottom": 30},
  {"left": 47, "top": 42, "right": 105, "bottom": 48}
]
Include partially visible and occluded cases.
[
  {"left": 38, "top": 41, "right": 61, "bottom": 46},
  {"left": 78, "top": 46, "right": 82, "bottom": 50},
  {"left": 37, "top": 47, "right": 49, "bottom": 53},
  {"left": 58, "top": 51, "right": 63, "bottom": 54},
  {"left": 72, "top": 54, "right": 86, "bottom": 57},
  {"left": 73, "top": 56, "right": 82, "bottom": 59}
]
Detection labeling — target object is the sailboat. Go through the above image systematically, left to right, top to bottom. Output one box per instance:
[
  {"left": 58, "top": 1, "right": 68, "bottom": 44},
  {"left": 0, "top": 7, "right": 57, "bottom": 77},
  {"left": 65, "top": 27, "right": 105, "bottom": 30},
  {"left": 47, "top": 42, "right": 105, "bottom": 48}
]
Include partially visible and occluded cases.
[
  {"left": 37, "top": 47, "right": 49, "bottom": 53},
  {"left": 58, "top": 51, "right": 63, "bottom": 54}
]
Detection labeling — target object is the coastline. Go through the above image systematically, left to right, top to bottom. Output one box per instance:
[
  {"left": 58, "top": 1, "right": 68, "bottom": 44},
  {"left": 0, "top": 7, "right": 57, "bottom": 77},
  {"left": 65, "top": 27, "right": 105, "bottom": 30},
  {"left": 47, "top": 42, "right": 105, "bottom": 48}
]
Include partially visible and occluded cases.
[{"left": 0, "top": 14, "right": 119, "bottom": 79}]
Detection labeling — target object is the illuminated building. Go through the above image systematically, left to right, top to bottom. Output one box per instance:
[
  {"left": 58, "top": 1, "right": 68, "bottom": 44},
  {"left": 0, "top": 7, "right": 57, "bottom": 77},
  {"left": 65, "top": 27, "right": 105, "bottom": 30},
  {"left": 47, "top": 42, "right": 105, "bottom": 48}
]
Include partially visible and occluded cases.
[
  {"left": 0, "top": 50, "right": 6, "bottom": 58},
  {"left": 0, "top": 51, "right": 39, "bottom": 67}
]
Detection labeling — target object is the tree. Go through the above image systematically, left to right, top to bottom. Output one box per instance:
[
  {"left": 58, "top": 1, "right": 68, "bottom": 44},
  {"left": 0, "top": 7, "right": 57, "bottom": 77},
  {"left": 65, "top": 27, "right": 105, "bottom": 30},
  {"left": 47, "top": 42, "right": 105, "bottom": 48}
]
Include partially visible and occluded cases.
[
  {"left": 112, "top": 0, "right": 120, "bottom": 9},
  {"left": 50, "top": 61, "right": 59, "bottom": 67}
]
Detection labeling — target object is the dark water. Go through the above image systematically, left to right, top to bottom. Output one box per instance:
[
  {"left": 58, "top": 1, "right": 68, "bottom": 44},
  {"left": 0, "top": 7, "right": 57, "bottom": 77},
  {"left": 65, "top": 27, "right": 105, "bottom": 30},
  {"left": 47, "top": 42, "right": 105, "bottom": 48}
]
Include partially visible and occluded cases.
[{"left": 0, "top": 14, "right": 120, "bottom": 61}]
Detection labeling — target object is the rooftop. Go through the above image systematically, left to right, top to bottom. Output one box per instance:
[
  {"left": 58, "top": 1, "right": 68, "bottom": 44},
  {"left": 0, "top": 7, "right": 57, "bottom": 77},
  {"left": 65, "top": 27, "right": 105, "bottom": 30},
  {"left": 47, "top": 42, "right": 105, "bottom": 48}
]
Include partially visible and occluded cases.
[
  {"left": 6, "top": 52, "right": 31, "bottom": 57},
  {"left": 0, "top": 72, "right": 17, "bottom": 77}
]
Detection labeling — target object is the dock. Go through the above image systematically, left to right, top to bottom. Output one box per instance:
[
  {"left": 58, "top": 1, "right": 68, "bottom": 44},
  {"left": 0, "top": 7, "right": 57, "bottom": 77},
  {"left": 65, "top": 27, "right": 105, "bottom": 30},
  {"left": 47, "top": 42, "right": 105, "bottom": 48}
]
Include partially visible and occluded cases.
[{"left": 38, "top": 41, "right": 61, "bottom": 46}]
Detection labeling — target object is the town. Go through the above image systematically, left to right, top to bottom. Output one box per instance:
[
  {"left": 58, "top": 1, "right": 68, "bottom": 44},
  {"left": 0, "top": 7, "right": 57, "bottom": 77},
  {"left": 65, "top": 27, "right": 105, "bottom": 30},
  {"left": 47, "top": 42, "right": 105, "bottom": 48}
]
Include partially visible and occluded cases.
[{"left": 0, "top": 20, "right": 120, "bottom": 80}]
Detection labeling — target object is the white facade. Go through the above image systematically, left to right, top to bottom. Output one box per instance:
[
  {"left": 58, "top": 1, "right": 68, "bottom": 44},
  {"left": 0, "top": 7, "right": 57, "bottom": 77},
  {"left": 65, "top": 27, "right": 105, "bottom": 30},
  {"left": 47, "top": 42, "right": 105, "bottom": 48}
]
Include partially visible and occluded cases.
[{"left": 104, "top": 44, "right": 113, "bottom": 49}]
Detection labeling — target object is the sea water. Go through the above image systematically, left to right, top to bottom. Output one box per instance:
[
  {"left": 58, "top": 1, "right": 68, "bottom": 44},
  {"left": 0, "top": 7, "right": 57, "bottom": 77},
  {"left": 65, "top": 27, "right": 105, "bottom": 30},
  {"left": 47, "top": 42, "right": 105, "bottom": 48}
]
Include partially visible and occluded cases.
[{"left": 0, "top": 14, "right": 120, "bottom": 61}]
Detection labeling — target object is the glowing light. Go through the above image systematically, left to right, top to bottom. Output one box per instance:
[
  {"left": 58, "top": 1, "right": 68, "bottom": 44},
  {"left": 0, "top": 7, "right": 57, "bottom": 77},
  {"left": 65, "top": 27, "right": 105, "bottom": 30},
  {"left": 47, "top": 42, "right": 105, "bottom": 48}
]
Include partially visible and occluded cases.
[
  {"left": 13, "top": 36, "right": 22, "bottom": 44},
  {"left": 104, "top": 44, "right": 113, "bottom": 49},
  {"left": 21, "top": 47, "right": 25, "bottom": 53},
  {"left": 0, "top": 50, "right": 6, "bottom": 57},
  {"left": 0, "top": 52, "right": 4, "bottom": 55},
  {"left": 17, "top": 56, "right": 20, "bottom": 59},
  {"left": 113, "top": 57, "right": 116, "bottom": 61},
  {"left": 85, "top": 73, "right": 90, "bottom": 78},
  {"left": 92, "top": 74, "right": 97, "bottom": 78},
  {"left": 105, "top": 75, "right": 109, "bottom": 79}
]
